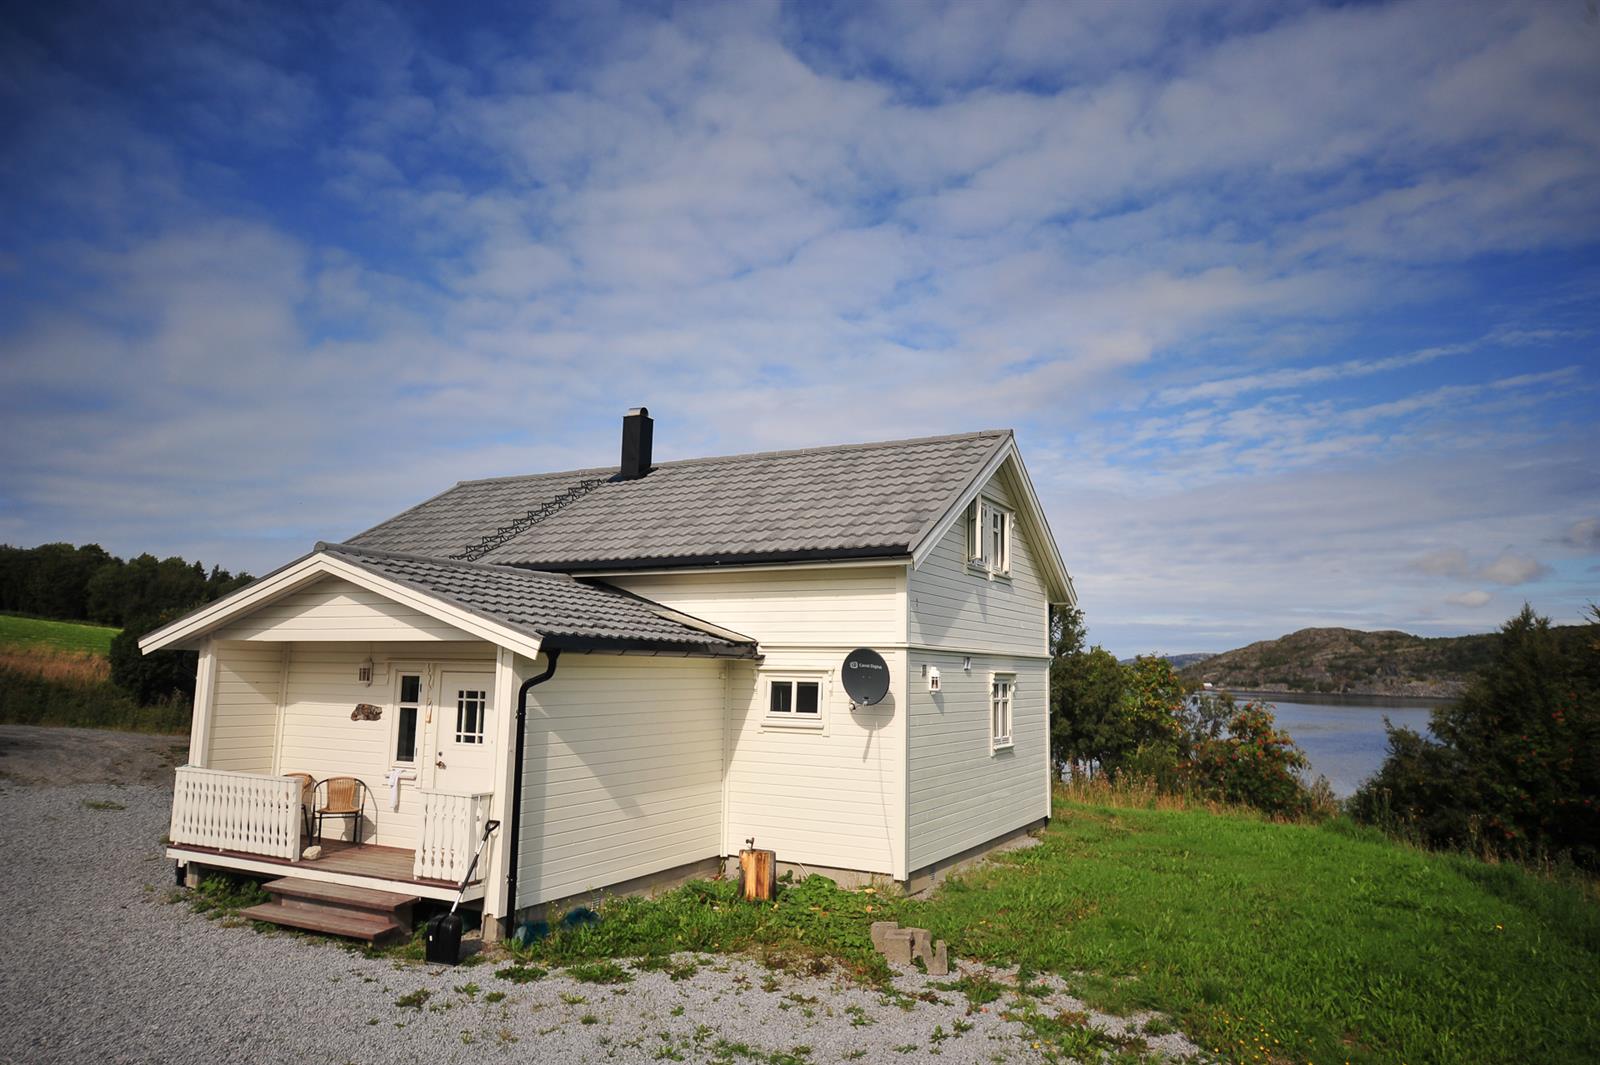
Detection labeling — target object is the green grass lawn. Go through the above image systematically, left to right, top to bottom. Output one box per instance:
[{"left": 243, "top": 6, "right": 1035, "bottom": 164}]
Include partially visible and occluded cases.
[
  {"left": 0, "top": 612, "right": 119, "bottom": 655},
  {"left": 511, "top": 793, "right": 1599, "bottom": 1065},
  {"left": 904, "top": 797, "right": 1600, "bottom": 1065}
]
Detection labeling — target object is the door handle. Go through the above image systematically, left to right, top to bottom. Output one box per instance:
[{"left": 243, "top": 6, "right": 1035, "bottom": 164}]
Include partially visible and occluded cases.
[{"left": 435, "top": 756, "right": 446, "bottom": 769}]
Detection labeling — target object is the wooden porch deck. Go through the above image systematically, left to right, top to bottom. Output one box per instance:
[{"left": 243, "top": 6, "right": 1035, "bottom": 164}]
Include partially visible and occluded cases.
[{"left": 168, "top": 839, "right": 479, "bottom": 899}]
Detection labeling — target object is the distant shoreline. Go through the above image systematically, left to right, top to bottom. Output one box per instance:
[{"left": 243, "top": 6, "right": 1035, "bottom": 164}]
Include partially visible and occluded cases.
[{"left": 1214, "top": 688, "right": 1451, "bottom": 709}]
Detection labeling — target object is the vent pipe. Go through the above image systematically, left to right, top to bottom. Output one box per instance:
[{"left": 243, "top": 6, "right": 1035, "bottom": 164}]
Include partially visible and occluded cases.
[{"left": 619, "top": 407, "right": 653, "bottom": 480}]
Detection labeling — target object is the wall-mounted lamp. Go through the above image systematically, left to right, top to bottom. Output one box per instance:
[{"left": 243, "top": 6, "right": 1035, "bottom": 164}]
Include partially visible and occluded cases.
[
  {"left": 358, "top": 656, "right": 375, "bottom": 686},
  {"left": 962, "top": 656, "right": 972, "bottom": 673}
]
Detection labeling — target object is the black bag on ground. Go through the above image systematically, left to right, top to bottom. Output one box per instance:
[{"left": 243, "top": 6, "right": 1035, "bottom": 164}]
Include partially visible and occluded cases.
[
  {"left": 424, "top": 817, "right": 499, "bottom": 966},
  {"left": 424, "top": 911, "right": 462, "bottom": 964}
]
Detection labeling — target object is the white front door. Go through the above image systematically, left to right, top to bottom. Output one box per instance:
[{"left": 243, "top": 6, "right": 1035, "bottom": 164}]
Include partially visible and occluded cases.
[{"left": 431, "top": 671, "right": 495, "bottom": 792}]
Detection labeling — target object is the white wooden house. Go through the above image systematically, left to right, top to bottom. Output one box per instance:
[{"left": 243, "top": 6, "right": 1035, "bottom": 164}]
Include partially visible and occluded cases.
[{"left": 143, "top": 410, "right": 1075, "bottom": 940}]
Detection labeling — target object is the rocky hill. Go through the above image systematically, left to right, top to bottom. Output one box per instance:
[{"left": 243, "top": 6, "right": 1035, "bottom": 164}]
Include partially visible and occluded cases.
[{"left": 1178, "top": 627, "right": 1505, "bottom": 698}]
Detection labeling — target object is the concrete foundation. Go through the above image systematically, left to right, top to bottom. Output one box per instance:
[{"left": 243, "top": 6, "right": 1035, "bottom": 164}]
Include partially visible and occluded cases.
[
  {"left": 901, "top": 817, "right": 1046, "bottom": 897},
  {"left": 505, "top": 856, "right": 723, "bottom": 935}
]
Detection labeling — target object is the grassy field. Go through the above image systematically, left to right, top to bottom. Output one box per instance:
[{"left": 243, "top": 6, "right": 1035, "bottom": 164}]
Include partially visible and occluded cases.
[
  {"left": 0, "top": 612, "right": 119, "bottom": 655},
  {"left": 0, "top": 613, "right": 187, "bottom": 732},
  {"left": 510, "top": 791, "right": 1600, "bottom": 1065}
]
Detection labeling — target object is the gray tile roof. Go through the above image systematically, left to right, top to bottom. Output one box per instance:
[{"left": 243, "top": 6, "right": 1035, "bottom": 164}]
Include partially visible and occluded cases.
[
  {"left": 348, "top": 430, "right": 1011, "bottom": 570},
  {"left": 319, "top": 543, "right": 756, "bottom": 657}
]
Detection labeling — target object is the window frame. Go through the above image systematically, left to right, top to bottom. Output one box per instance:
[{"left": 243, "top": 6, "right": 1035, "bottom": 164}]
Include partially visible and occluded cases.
[
  {"left": 966, "top": 497, "right": 1013, "bottom": 579},
  {"left": 389, "top": 666, "right": 426, "bottom": 767},
  {"left": 762, "top": 672, "right": 829, "bottom": 732},
  {"left": 990, "top": 672, "right": 1016, "bottom": 752},
  {"left": 453, "top": 686, "right": 488, "bottom": 745}
]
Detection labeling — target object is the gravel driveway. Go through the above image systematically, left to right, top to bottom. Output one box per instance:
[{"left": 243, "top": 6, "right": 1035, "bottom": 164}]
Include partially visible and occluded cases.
[{"left": 0, "top": 730, "right": 1198, "bottom": 1064}]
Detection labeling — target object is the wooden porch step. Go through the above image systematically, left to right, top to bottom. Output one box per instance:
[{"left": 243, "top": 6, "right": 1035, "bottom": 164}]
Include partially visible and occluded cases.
[
  {"left": 263, "top": 877, "right": 420, "bottom": 917},
  {"left": 240, "top": 901, "right": 404, "bottom": 944}
]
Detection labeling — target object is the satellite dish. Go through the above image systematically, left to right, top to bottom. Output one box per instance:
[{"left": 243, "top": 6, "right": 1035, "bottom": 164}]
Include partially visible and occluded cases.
[{"left": 841, "top": 648, "right": 890, "bottom": 706}]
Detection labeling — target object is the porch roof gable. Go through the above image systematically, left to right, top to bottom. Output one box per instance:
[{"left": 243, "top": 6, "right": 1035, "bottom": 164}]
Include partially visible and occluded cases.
[{"left": 138, "top": 543, "right": 759, "bottom": 659}]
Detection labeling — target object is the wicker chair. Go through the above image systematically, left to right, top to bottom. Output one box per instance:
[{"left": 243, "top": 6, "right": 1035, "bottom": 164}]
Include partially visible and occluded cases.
[
  {"left": 283, "top": 772, "right": 315, "bottom": 842},
  {"left": 313, "top": 776, "right": 370, "bottom": 846}
]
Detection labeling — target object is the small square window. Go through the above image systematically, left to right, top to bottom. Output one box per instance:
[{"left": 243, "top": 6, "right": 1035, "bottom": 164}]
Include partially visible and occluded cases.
[{"left": 764, "top": 676, "right": 825, "bottom": 729}]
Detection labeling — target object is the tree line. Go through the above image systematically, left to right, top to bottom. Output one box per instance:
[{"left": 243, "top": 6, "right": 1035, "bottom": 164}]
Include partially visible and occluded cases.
[
  {"left": 0, "top": 542, "right": 254, "bottom": 628},
  {"left": 1049, "top": 603, "right": 1600, "bottom": 870},
  {"left": 1048, "top": 607, "right": 1327, "bottom": 818}
]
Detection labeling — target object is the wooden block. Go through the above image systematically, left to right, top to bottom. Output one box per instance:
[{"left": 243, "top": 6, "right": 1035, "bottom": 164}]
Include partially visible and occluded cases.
[{"left": 739, "top": 848, "right": 776, "bottom": 902}]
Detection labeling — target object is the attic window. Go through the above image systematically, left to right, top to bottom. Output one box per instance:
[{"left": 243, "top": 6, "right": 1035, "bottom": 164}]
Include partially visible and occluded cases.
[{"left": 966, "top": 498, "right": 1011, "bottom": 576}]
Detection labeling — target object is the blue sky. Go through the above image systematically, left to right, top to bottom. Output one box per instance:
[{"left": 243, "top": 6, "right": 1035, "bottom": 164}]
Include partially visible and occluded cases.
[{"left": 2, "top": 0, "right": 1597, "bottom": 657}]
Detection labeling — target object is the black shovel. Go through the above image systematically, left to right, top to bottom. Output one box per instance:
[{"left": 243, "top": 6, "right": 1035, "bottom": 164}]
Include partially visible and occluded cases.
[{"left": 425, "top": 818, "right": 501, "bottom": 965}]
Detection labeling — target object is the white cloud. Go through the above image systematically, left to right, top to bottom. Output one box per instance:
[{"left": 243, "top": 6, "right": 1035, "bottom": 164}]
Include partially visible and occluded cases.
[
  {"left": 2, "top": 0, "right": 1598, "bottom": 655},
  {"left": 1565, "top": 518, "right": 1600, "bottom": 552},
  {"left": 1414, "top": 548, "right": 1473, "bottom": 579},
  {"left": 1479, "top": 551, "right": 1550, "bottom": 586},
  {"left": 1446, "top": 590, "right": 1492, "bottom": 608}
]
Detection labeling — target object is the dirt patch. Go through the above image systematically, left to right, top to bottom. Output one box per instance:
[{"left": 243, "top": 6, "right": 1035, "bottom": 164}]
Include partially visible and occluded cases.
[{"left": 0, "top": 725, "right": 187, "bottom": 787}]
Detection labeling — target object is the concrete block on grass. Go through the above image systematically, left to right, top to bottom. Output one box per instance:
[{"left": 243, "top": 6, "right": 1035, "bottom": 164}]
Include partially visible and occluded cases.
[{"left": 880, "top": 928, "right": 915, "bottom": 965}]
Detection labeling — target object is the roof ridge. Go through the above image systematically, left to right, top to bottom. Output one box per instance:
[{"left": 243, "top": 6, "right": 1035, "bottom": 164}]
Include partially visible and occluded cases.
[{"left": 454, "top": 428, "right": 1011, "bottom": 487}]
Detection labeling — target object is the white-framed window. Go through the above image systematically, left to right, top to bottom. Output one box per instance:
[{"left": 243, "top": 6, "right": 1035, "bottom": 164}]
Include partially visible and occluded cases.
[
  {"left": 966, "top": 498, "right": 1011, "bottom": 576},
  {"left": 392, "top": 670, "right": 423, "bottom": 764},
  {"left": 764, "top": 673, "right": 826, "bottom": 730},
  {"left": 990, "top": 673, "right": 1015, "bottom": 751},
  {"left": 455, "top": 688, "right": 487, "bottom": 744}
]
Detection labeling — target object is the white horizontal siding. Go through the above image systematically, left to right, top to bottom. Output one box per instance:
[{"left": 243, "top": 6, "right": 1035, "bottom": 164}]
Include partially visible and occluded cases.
[
  {"left": 909, "top": 469, "right": 1050, "bottom": 655},
  {"left": 609, "top": 566, "right": 905, "bottom": 646},
  {"left": 216, "top": 576, "right": 477, "bottom": 643},
  {"left": 276, "top": 641, "right": 498, "bottom": 849},
  {"left": 206, "top": 642, "right": 282, "bottom": 773},
  {"left": 723, "top": 648, "right": 905, "bottom": 877},
  {"left": 906, "top": 653, "right": 1049, "bottom": 871},
  {"left": 515, "top": 655, "right": 726, "bottom": 907}
]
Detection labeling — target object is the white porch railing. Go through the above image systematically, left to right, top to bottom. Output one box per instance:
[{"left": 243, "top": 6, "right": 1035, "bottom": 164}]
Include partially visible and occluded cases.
[
  {"left": 170, "top": 765, "right": 300, "bottom": 860},
  {"left": 415, "top": 790, "right": 492, "bottom": 882}
]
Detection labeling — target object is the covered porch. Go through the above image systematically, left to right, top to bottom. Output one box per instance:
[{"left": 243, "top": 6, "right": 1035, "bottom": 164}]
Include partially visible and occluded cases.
[{"left": 166, "top": 763, "right": 492, "bottom": 901}]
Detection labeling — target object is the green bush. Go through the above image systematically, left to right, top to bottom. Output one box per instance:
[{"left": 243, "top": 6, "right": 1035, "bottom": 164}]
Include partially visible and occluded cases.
[
  {"left": 1352, "top": 605, "right": 1600, "bottom": 868},
  {"left": 110, "top": 613, "right": 197, "bottom": 706},
  {"left": 0, "top": 664, "right": 188, "bottom": 731},
  {"left": 1183, "top": 701, "right": 1313, "bottom": 817}
]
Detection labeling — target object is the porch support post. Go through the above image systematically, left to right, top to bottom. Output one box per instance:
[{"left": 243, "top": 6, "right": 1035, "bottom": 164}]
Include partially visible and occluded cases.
[
  {"left": 187, "top": 638, "right": 219, "bottom": 768},
  {"left": 481, "top": 644, "right": 522, "bottom": 936}
]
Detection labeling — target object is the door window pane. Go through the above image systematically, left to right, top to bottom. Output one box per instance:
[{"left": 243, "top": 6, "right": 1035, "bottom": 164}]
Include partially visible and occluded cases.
[{"left": 455, "top": 689, "right": 486, "bottom": 744}]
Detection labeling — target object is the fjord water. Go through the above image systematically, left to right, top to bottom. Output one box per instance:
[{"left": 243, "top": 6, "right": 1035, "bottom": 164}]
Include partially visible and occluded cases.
[{"left": 1239, "top": 693, "right": 1441, "bottom": 797}]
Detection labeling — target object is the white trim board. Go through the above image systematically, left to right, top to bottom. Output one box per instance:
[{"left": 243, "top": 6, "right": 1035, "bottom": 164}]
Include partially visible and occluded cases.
[{"left": 139, "top": 552, "right": 545, "bottom": 660}]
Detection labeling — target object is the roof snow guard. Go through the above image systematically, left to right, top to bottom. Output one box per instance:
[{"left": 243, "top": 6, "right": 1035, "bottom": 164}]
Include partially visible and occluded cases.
[{"left": 138, "top": 543, "right": 759, "bottom": 660}]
